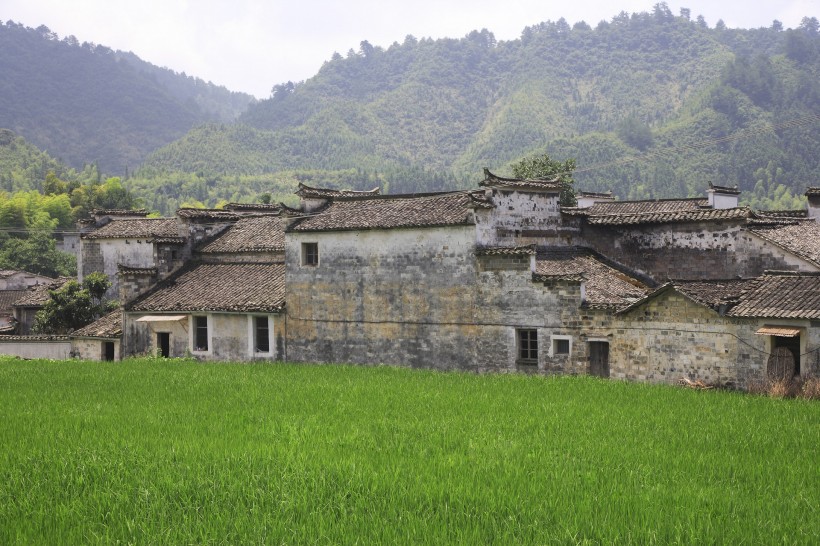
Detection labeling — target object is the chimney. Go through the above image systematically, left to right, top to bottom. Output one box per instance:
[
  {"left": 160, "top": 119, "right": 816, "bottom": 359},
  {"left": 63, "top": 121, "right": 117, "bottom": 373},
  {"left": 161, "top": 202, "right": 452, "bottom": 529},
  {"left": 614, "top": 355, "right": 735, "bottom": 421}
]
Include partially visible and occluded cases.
[
  {"left": 707, "top": 182, "right": 740, "bottom": 209},
  {"left": 806, "top": 187, "right": 820, "bottom": 223},
  {"left": 576, "top": 190, "right": 614, "bottom": 209}
]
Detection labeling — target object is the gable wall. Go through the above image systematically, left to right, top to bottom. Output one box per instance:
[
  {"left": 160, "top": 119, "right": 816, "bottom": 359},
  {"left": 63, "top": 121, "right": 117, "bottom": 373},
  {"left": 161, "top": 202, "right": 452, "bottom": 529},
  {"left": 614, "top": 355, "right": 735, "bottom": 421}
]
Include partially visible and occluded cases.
[
  {"left": 476, "top": 190, "right": 570, "bottom": 247},
  {"left": 583, "top": 222, "right": 752, "bottom": 279},
  {"left": 80, "top": 238, "right": 156, "bottom": 299},
  {"left": 610, "top": 292, "right": 764, "bottom": 388}
]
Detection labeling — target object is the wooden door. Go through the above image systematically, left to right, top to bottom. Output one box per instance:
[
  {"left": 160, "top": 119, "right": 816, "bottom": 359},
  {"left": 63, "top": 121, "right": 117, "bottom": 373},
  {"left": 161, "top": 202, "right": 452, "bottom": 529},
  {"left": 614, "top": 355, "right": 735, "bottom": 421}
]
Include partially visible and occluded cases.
[{"left": 589, "top": 341, "right": 610, "bottom": 378}]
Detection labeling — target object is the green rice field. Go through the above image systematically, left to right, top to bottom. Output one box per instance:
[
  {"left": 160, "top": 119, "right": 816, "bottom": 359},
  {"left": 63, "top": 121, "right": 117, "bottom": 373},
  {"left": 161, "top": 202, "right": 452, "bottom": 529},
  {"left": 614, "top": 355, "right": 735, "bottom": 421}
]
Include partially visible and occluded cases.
[{"left": 0, "top": 357, "right": 817, "bottom": 544}]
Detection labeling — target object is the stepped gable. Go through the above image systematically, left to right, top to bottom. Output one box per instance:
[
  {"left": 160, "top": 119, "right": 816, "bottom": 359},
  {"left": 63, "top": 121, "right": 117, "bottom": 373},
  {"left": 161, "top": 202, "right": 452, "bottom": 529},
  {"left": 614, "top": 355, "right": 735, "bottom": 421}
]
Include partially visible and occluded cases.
[
  {"left": 480, "top": 168, "right": 562, "bottom": 192},
  {"left": 295, "top": 183, "right": 380, "bottom": 199},
  {"left": 287, "top": 191, "right": 482, "bottom": 232},
  {"left": 223, "top": 203, "right": 282, "bottom": 214},
  {"left": 175, "top": 208, "right": 240, "bottom": 221},
  {"left": 90, "top": 209, "right": 149, "bottom": 217},
  {"left": 198, "top": 216, "right": 285, "bottom": 254},
  {"left": 81, "top": 218, "right": 179, "bottom": 240},
  {"left": 745, "top": 221, "right": 820, "bottom": 267},
  {"left": 533, "top": 247, "right": 651, "bottom": 309},
  {"left": 127, "top": 262, "right": 285, "bottom": 313},
  {"left": 724, "top": 272, "right": 820, "bottom": 319},
  {"left": 72, "top": 310, "right": 122, "bottom": 338}
]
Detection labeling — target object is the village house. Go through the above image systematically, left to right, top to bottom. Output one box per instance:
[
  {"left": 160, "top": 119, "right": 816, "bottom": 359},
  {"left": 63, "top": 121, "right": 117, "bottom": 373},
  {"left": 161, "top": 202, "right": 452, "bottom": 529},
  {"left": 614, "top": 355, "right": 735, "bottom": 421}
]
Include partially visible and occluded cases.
[
  {"left": 4, "top": 173, "right": 818, "bottom": 391},
  {"left": 282, "top": 177, "right": 820, "bottom": 388},
  {"left": 119, "top": 212, "right": 286, "bottom": 360}
]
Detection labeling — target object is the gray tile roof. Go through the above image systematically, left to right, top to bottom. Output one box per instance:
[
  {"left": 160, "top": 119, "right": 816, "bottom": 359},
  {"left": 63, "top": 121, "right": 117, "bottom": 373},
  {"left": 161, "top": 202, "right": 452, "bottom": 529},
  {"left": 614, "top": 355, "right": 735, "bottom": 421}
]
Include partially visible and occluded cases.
[
  {"left": 480, "top": 168, "right": 562, "bottom": 192},
  {"left": 295, "top": 183, "right": 380, "bottom": 199},
  {"left": 805, "top": 187, "right": 820, "bottom": 197},
  {"left": 287, "top": 191, "right": 482, "bottom": 232},
  {"left": 563, "top": 197, "right": 708, "bottom": 216},
  {"left": 223, "top": 203, "right": 283, "bottom": 213},
  {"left": 584, "top": 207, "right": 750, "bottom": 226},
  {"left": 175, "top": 208, "right": 240, "bottom": 221},
  {"left": 90, "top": 209, "right": 149, "bottom": 217},
  {"left": 198, "top": 216, "right": 285, "bottom": 254},
  {"left": 81, "top": 218, "right": 180, "bottom": 240},
  {"left": 746, "top": 221, "right": 820, "bottom": 266},
  {"left": 476, "top": 245, "right": 536, "bottom": 256},
  {"left": 534, "top": 247, "right": 651, "bottom": 309},
  {"left": 127, "top": 262, "right": 285, "bottom": 313},
  {"left": 621, "top": 273, "right": 820, "bottom": 319},
  {"left": 724, "top": 273, "right": 820, "bottom": 319},
  {"left": 13, "top": 277, "right": 73, "bottom": 307},
  {"left": 673, "top": 279, "right": 756, "bottom": 308},
  {"left": 0, "top": 290, "right": 28, "bottom": 313},
  {"left": 72, "top": 310, "right": 122, "bottom": 338}
]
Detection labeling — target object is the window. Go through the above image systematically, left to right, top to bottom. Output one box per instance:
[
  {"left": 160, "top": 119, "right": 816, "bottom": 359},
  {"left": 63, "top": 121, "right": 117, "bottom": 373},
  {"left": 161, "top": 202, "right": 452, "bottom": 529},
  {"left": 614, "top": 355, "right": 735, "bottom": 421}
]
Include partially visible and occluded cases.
[
  {"left": 302, "top": 242, "right": 319, "bottom": 266},
  {"left": 194, "top": 316, "right": 209, "bottom": 352},
  {"left": 255, "top": 316, "right": 270, "bottom": 353},
  {"left": 517, "top": 329, "right": 538, "bottom": 364},
  {"left": 552, "top": 336, "right": 572, "bottom": 356}
]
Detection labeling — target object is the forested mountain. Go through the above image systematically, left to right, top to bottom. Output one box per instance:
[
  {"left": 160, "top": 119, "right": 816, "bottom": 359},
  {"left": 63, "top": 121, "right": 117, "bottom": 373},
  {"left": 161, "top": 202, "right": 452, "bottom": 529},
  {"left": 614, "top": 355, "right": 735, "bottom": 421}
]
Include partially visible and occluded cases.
[
  {"left": 139, "top": 6, "right": 819, "bottom": 211},
  {"left": 0, "top": 20, "right": 254, "bottom": 175}
]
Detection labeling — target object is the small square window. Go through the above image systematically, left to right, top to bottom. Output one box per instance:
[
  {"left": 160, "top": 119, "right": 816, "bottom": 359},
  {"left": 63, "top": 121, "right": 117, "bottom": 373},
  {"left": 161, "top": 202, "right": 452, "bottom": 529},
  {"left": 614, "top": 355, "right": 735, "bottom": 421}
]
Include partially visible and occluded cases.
[
  {"left": 302, "top": 242, "right": 319, "bottom": 266},
  {"left": 517, "top": 329, "right": 538, "bottom": 364},
  {"left": 553, "top": 337, "right": 571, "bottom": 355}
]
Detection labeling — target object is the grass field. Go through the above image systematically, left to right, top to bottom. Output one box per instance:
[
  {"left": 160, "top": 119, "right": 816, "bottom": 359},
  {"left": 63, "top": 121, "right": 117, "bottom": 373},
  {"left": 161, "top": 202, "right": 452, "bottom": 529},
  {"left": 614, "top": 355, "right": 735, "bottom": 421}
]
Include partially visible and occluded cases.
[{"left": 0, "top": 357, "right": 817, "bottom": 544}]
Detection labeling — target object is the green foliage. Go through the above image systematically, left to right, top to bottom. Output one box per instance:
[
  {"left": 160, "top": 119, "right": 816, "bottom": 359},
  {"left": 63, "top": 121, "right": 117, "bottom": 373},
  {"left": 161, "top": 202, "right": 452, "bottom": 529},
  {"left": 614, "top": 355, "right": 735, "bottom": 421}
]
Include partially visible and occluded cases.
[
  {"left": 127, "top": 9, "right": 820, "bottom": 206},
  {"left": 0, "top": 21, "right": 252, "bottom": 174},
  {"left": 511, "top": 153, "right": 577, "bottom": 206},
  {"left": 0, "top": 209, "right": 76, "bottom": 277},
  {"left": 31, "top": 272, "right": 113, "bottom": 334},
  {"left": 0, "top": 360, "right": 816, "bottom": 544}
]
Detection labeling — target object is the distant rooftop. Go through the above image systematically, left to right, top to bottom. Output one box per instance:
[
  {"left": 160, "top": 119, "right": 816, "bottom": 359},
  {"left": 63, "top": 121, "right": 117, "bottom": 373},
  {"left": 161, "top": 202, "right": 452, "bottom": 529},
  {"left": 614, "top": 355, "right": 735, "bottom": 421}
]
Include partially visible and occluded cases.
[
  {"left": 287, "top": 191, "right": 491, "bottom": 232},
  {"left": 198, "top": 216, "right": 285, "bottom": 254},
  {"left": 81, "top": 218, "right": 180, "bottom": 240}
]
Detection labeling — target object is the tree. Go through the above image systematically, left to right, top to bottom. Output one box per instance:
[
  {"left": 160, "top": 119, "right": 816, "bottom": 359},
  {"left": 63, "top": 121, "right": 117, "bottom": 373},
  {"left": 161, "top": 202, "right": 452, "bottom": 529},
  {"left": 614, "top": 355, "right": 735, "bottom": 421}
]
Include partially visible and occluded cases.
[
  {"left": 511, "top": 153, "right": 577, "bottom": 206},
  {"left": 0, "top": 212, "right": 76, "bottom": 277},
  {"left": 32, "top": 272, "right": 114, "bottom": 334}
]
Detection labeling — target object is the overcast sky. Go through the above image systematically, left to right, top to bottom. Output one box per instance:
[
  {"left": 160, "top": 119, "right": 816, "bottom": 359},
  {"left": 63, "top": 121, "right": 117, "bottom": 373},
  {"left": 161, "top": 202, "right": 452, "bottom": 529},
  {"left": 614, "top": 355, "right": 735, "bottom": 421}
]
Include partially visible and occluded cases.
[{"left": 3, "top": 1, "right": 816, "bottom": 98}]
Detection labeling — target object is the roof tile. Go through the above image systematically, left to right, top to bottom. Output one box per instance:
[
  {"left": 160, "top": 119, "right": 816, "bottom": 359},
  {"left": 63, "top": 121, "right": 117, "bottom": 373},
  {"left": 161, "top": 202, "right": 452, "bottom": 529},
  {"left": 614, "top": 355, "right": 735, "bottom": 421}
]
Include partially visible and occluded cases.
[{"left": 127, "top": 262, "right": 285, "bottom": 313}]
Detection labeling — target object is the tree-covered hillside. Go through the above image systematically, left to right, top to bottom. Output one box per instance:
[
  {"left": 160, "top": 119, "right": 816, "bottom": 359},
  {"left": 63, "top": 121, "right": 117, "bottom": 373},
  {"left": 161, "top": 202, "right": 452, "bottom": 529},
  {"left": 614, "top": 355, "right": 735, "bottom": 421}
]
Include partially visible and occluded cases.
[
  {"left": 138, "top": 5, "right": 819, "bottom": 209},
  {"left": 0, "top": 20, "right": 254, "bottom": 175}
]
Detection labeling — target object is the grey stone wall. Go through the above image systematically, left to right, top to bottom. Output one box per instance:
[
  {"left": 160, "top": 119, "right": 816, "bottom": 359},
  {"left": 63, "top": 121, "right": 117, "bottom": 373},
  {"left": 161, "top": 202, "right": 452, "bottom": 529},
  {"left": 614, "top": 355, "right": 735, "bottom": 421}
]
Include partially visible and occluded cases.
[{"left": 286, "top": 226, "right": 591, "bottom": 374}]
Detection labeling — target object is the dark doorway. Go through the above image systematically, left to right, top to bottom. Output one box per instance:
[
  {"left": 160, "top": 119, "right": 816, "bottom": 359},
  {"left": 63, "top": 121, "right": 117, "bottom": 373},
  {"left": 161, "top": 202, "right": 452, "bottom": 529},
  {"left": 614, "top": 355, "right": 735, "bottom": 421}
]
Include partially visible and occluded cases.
[
  {"left": 157, "top": 332, "right": 170, "bottom": 358},
  {"left": 768, "top": 334, "right": 800, "bottom": 379},
  {"left": 102, "top": 341, "right": 115, "bottom": 361},
  {"left": 589, "top": 341, "right": 610, "bottom": 378}
]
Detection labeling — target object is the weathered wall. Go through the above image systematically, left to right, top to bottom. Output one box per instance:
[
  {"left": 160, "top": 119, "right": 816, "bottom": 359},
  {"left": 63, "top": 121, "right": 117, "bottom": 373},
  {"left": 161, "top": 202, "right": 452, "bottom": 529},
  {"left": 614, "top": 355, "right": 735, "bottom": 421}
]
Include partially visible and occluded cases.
[
  {"left": 475, "top": 190, "right": 576, "bottom": 247},
  {"left": 580, "top": 222, "right": 819, "bottom": 281},
  {"left": 582, "top": 222, "right": 746, "bottom": 280},
  {"left": 286, "top": 226, "right": 596, "bottom": 374},
  {"left": 286, "top": 226, "right": 481, "bottom": 369},
  {"left": 737, "top": 231, "right": 819, "bottom": 274},
  {"left": 81, "top": 239, "right": 156, "bottom": 299},
  {"left": 0, "top": 272, "right": 54, "bottom": 290},
  {"left": 611, "top": 291, "right": 763, "bottom": 388},
  {"left": 123, "top": 313, "right": 284, "bottom": 361},
  {"left": 123, "top": 315, "right": 190, "bottom": 358},
  {"left": 0, "top": 337, "right": 72, "bottom": 359},
  {"left": 72, "top": 338, "right": 121, "bottom": 361}
]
